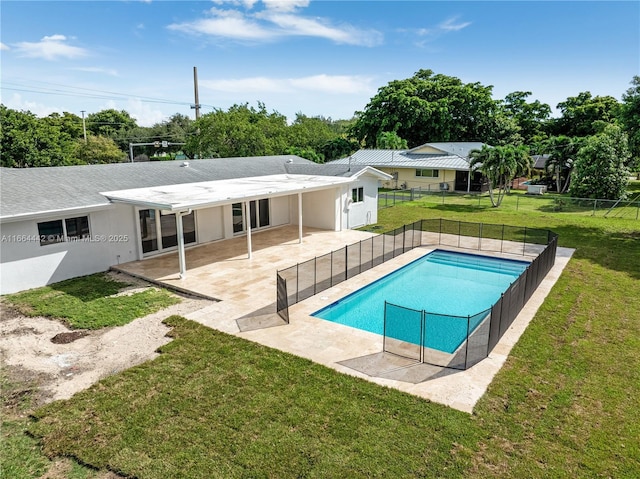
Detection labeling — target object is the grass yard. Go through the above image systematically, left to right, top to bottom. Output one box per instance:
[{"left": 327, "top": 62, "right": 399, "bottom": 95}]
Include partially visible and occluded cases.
[
  {"left": 12, "top": 197, "right": 640, "bottom": 478},
  {"left": 4, "top": 272, "right": 180, "bottom": 329}
]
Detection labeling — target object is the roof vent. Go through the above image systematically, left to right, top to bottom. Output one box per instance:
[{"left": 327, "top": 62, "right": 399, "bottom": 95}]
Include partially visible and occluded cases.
[
  {"left": 286, "top": 158, "right": 294, "bottom": 163},
  {"left": 181, "top": 161, "right": 190, "bottom": 168}
]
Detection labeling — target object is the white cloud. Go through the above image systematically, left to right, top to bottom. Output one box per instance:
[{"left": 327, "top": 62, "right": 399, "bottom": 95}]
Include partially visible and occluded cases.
[
  {"left": 261, "top": 0, "right": 309, "bottom": 13},
  {"left": 167, "top": 2, "right": 381, "bottom": 46},
  {"left": 168, "top": 8, "right": 274, "bottom": 40},
  {"left": 261, "top": 12, "right": 382, "bottom": 46},
  {"left": 417, "top": 16, "right": 472, "bottom": 38},
  {"left": 439, "top": 17, "right": 472, "bottom": 32},
  {"left": 14, "top": 34, "right": 89, "bottom": 61},
  {"left": 0, "top": 42, "right": 9, "bottom": 51},
  {"left": 70, "top": 66, "right": 119, "bottom": 77},
  {"left": 201, "top": 74, "right": 374, "bottom": 95},
  {"left": 2, "top": 93, "right": 61, "bottom": 117},
  {"left": 105, "top": 99, "right": 168, "bottom": 127}
]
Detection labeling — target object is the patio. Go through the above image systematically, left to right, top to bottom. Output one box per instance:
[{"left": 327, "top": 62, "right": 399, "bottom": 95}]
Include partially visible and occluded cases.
[{"left": 114, "top": 225, "right": 375, "bottom": 314}]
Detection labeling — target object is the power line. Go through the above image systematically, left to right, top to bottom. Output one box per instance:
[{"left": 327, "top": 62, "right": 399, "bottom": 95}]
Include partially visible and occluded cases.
[{"left": 1, "top": 79, "right": 218, "bottom": 110}]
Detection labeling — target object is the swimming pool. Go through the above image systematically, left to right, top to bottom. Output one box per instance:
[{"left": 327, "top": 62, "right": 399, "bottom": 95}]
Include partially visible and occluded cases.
[{"left": 312, "top": 250, "right": 529, "bottom": 353}]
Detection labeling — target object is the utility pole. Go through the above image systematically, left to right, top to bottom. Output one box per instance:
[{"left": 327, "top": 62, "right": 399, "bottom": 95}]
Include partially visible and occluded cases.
[
  {"left": 191, "top": 66, "right": 201, "bottom": 120},
  {"left": 80, "top": 110, "right": 87, "bottom": 143}
]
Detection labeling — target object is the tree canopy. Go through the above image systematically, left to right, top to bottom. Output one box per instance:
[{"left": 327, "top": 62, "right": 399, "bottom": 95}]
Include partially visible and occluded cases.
[
  {"left": 351, "top": 69, "right": 517, "bottom": 148},
  {"left": 568, "top": 124, "right": 630, "bottom": 200}
]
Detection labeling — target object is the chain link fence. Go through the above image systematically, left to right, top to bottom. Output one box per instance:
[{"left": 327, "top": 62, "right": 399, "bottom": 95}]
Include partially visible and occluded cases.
[{"left": 379, "top": 189, "right": 640, "bottom": 219}]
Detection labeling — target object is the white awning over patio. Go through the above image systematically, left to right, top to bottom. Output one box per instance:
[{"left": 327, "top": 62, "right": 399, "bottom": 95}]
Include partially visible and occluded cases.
[
  {"left": 100, "top": 173, "right": 354, "bottom": 211},
  {"left": 101, "top": 174, "right": 356, "bottom": 279}
]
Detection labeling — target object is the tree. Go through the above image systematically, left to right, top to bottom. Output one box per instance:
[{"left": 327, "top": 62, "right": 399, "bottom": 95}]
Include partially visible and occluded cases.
[
  {"left": 351, "top": 69, "right": 512, "bottom": 148},
  {"left": 619, "top": 76, "right": 640, "bottom": 172},
  {"left": 502, "top": 91, "right": 551, "bottom": 145},
  {"left": 552, "top": 92, "right": 620, "bottom": 138},
  {"left": 187, "top": 103, "right": 289, "bottom": 158},
  {"left": 0, "top": 105, "right": 76, "bottom": 167},
  {"left": 86, "top": 109, "right": 138, "bottom": 151},
  {"left": 287, "top": 114, "right": 339, "bottom": 153},
  {"left": 569, "top": 124, "right": 630, "bottom": 200},
  {"left": 375, "top": 131, "right": 408, "bottom": 149},
  {"left": 72, "top": 135, "right": 128, "bottom": 164},
  {"left": 543, "top": 136, "right": 584, "bottom": 193},
  {"left": 320, "top": 137, "right": 359, "bottom": 162},
  {"left": 470, "top": 144, "right": 531, "bottom": 207},
  {"left": 284, "top": 146, "right": 323, "bottom": 163}
]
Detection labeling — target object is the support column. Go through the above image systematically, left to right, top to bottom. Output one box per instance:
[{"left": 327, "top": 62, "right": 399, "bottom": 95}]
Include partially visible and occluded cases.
[
  {"left": 467, "top": 170, "right": 471, "bottom": 193},
  {"left": 298, "top": 192, "right": 303, "bottom": 244},
  {"left": 245, "top": 201, "right": 252, "bottom": 259},
  {"left": 176, "top": 212, "right": 187, "bottom": 279}
]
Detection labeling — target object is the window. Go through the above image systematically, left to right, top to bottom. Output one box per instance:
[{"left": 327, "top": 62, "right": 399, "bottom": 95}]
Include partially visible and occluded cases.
[
  {"left": 415, "top": 169, "right": 439, "bottom": 178},
  {"left": 351, "top": 187, "right": 364, "bottom": 203},
  {"left": 234, "top": 200, "right": 270, "bottom": 234},
  {"left": 140, "top": 209, "right": 196, "bottom": 253},
  {"left": 38, "top": 216, "right": 90, "bottom": 246},
  {"left": 65, "top": 216, "right": 90, "bottom": 240},
  {"left": 38, "top": 220, "right": 64, "bottom": 246}
]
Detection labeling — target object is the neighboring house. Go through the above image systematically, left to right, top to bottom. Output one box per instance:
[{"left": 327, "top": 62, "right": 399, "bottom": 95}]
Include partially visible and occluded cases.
[
  {"left": 329, "top": 142, "right": 488, "bottom": 192},
  {"left": 0, "top": 156, "right": 390, "bottom": 294}
]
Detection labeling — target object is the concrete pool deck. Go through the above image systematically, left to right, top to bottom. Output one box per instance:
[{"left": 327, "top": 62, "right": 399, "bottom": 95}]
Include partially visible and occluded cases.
[{"left": 115, "top": 225, "right": 574, "bottom": 413}]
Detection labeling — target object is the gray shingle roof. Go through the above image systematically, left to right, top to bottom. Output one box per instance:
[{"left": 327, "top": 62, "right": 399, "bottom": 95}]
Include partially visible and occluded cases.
[{"left": 1, "top": 155, "right": 318, "bottom": 220}]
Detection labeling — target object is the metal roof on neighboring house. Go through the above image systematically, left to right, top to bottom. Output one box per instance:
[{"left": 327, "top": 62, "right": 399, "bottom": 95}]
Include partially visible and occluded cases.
[
  {"left": 329, "top": 146, "right": 477, "bottom": 171},
  {"left": 1, "top": 155, "right": 386, "bottom": 222}
]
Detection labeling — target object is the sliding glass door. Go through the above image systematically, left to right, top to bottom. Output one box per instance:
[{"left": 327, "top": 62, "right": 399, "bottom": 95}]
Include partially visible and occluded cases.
[{"left": 139, "top": 209, "right": 196, "bottom": 255}]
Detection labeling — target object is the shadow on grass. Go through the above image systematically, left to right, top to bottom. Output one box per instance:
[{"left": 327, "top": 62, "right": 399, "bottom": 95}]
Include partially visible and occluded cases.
[
  {"left": 551, "top": 224, "right": 640, "bottom": 279},
  {"left": 48, "top": 273, "right": 125, "bottom": 302}
]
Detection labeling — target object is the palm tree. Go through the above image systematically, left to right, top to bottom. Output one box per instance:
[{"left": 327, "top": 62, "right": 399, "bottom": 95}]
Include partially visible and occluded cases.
[
  {"left": 544, "top": 136, "right": 580, "bottom": 193},
  {"left": 470, "top": 144, "right": 531, "bottom": 207}
]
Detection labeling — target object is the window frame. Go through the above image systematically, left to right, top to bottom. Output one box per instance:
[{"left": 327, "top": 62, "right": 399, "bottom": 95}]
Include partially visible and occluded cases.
[
  {"left": 415, "top": 169, "right": 439, "bottom": 178},
  {"left": 351, "top": 187, "right": 364, "bottom": 203},
  {"left": 37, "top": 215, "right": 91, "bottom": 246}
]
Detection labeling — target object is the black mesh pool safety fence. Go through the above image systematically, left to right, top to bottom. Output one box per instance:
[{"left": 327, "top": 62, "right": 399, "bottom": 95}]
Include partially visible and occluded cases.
[{"left": 276, "top": 219, "right": 558, "bottom": 370}]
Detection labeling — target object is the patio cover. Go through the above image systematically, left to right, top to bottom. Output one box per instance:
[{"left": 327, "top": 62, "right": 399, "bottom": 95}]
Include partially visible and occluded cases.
[{"left": 101, "top": 174, "right": 355, "bottom": 278}]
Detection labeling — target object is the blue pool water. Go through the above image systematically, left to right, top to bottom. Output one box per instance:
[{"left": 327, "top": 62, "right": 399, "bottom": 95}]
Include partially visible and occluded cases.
[{"left": 312, "top": 250, "right": 529, "bottom": 353}]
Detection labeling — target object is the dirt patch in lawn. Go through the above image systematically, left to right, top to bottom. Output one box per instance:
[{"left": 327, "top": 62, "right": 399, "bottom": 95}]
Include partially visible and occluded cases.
[{"left": 0, "top": 282, "right": 214, "bottom": 407}]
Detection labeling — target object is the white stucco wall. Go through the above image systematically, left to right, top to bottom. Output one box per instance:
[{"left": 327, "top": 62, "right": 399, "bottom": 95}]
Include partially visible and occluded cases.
[
  {"left": 344, "top": 176, "right": 380, "bottom": 229},
  {"left": 293, "top": 189, "right": 339, "bottom": 231},
  {"left": 0, "top": 204, "right": 138, "bottom": 294},
  {"left": 196, "top": 206, "right": 224, "bottom": 243}
]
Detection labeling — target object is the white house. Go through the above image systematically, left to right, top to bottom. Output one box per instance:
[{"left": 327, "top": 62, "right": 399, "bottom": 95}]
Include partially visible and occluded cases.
[
  {"left": 329, "top": 142, "right": 488, "bottom": 192},
  {"left": 0, "top": 156, "right": 390, "bottom": 294}
]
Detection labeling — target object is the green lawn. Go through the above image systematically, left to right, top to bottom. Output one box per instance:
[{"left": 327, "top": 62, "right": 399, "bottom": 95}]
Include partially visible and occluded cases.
[
  {"left": 11, "top": 199, "right": 640, "bottom": 478},
  {"left": 4, "top": 272, "right": 180, "bottom": 329}
]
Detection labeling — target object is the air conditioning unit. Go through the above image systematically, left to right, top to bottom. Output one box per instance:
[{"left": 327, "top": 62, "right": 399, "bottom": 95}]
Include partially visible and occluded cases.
[{"left": 439, "top": 182, "right": 449, "bottom": 191}]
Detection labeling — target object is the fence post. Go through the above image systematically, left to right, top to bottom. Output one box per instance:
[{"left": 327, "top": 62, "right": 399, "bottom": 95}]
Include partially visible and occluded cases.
[
  {"left": 516, "top": 195, "right": 520, "bottom": 211},
  {"left": 593, "top": 199, "right": 597, "bottom": 216},
  {"left": 457, "top": 221, "right": 461, "bottom": 248},
  {"left": 479, "top": 222, "right": 483, "bottom": 251},
  {"left": 402, "top": 224, "right": 406, "bottom": 254},
  {"left": 523, "top": 226, "right": 527, "bottom": 255},
  {"left": 359, "top": 240, "right": 362, "bottom": 274},
  {"left": 345, "top": 247, "right": 348, "bottom": 281},
  {"left": 313, "top": 257, "right": 317, "bottom": 295},
  {"left": 296, "top": 263, "right": 299, "bottom": 303},
  {"left": 420, "top": 310, "right": 425, "bottom": 363},
  {"left": 464, "top": 315, "right": 471, "bottom": 370}
]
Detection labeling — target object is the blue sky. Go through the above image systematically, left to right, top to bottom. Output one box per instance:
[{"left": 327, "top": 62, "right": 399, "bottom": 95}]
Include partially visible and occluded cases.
[{"left": 1, "top": 1, "right": 638, "bottom": 127}]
